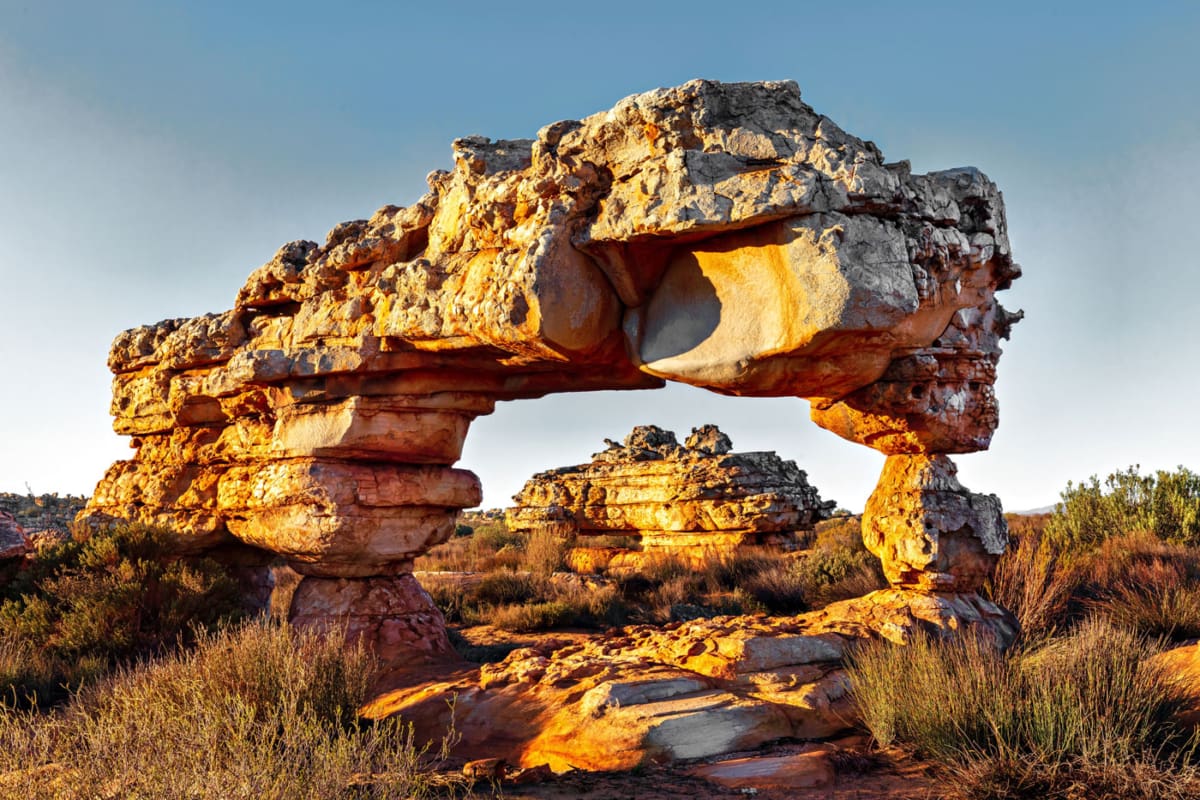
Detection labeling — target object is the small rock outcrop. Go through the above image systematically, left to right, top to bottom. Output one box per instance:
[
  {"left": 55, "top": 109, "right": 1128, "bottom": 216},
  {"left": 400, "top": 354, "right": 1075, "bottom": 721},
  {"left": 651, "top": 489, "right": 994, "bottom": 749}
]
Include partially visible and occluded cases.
[
  {"left": 80, "top": 78, "right": 1021, "bottom": 658},
  {"left": 506, "top": 425, "right": 834, "bottom": 568},
  {"left": 0, "top": 511, "right": 28, "bottom": 561}
]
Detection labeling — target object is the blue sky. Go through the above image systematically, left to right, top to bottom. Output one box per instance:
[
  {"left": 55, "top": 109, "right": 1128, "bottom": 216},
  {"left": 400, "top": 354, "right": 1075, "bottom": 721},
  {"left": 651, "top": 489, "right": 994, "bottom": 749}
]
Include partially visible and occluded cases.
[{"left": 1, "top": 1, "right": 1197, "bottom": 511}]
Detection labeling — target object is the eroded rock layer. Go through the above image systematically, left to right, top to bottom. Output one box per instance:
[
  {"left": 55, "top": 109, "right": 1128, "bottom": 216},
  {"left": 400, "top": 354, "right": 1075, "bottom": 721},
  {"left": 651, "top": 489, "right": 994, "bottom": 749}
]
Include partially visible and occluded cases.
[
  {"left": 82, "top": 78, "right": 1019, "bottom": 642},
  {"left": 507, "top": 424, "right": 834, "bottom": 566}
]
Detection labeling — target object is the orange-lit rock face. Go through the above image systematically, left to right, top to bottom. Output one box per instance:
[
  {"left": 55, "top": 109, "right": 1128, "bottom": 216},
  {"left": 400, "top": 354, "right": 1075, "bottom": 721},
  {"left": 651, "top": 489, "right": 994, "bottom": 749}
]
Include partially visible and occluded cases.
[
  {"left": 82, "top": 79, "right": 1019, "bottom": 648},
  {"left": 507, "top": 425, "right": 834, "bottom": 565},
  {"left": 863, "top": 455, "right": 1006, "bottom": 591}
]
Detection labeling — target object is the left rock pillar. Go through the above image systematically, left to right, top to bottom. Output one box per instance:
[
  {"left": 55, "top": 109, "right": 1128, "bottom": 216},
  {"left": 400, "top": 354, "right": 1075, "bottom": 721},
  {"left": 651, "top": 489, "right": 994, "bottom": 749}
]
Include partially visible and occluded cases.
[{"left": 217, "top": 393, "right": 490, "bottom": 663}]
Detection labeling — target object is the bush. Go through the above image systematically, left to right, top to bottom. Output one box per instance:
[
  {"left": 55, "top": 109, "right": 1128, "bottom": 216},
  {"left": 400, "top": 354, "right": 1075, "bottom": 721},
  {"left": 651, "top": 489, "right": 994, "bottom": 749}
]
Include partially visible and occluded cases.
[
  {"left": 1046, "top": 466, "right": 1200, "bottom": 554},
  {"left": 0, "top": 524, "right": 243, "bottom": 707},
  {"left": 524, "top": 529, "right": 568, "bottom": 578},
  {"left": 488, "top": 601, "right": 576, "bottom": 632},
  {"left": 848, "top": 618, "right": 1198, "bottom": 797},
  {"left": 0, "top": 622, "right": 464, "bottom": 799}
]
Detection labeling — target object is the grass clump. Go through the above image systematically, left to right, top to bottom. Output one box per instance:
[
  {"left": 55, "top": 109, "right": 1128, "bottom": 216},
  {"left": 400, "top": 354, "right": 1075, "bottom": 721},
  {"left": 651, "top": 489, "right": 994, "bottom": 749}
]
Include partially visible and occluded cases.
[
  {"left": 0, "top": 523, "right": 243, "bottom": 707},
  {"left": 984, "top": 528, "right": 1079, "bottom": 646},
  {"left": 848, "top": 618, "right": 1200, "bottom": 799},
  {"left": 0, "top": 621, "right": 464, "bottom": 799}
]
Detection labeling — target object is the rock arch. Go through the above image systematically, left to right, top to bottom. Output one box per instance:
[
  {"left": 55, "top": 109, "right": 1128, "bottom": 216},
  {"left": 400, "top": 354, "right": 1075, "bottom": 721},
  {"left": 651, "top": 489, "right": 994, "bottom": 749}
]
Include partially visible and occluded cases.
[{"left": 82, "top": 80, "right": 1020, "bottom": 662}]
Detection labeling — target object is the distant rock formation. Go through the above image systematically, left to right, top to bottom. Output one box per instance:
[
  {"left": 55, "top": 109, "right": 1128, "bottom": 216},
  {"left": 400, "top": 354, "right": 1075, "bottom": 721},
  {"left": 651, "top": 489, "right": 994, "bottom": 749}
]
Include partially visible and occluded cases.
[
  {"left": 80, "top": 78, "right": 1020, "bottom": 658},
  {"left": 507, "top": 425, "right": 834, "bottom": 569},
  {"left": 0, "top": 510, "right": 28, "bottom": 561}
]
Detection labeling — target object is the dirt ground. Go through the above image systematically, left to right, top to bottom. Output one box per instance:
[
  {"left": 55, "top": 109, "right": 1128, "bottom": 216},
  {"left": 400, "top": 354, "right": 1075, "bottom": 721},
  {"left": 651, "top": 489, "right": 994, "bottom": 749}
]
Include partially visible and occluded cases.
[{"left": 466, "top": 741, "right": 941, "bottom": 799}]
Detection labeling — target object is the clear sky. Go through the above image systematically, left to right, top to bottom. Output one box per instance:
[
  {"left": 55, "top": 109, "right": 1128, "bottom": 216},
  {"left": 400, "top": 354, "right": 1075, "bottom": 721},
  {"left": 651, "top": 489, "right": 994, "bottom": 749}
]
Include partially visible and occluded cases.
[{"left": 1, "top": 0, "right": 1197, "bottom": 512}]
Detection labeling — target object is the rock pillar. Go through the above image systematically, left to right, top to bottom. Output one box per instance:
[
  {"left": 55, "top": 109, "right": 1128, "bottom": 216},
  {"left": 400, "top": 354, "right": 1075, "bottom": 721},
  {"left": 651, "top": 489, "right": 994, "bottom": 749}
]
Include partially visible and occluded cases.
[{"left": 862, "top": 454, "right": 1006, "bottom": 591}]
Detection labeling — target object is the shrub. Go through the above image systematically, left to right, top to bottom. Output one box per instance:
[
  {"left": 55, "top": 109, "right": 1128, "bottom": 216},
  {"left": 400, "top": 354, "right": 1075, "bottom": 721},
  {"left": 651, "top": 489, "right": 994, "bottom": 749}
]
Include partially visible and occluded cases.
[
  {"left": 1045, "top": 466, "right": 1200, "bottom": 554},
  {"left": 0, "top": 524, "right": 243, "bottom": 707},
  {"left": 524, "top": 529, "right": 568, "bottom": 578},
  {"left": 985, "top": 530, "right": 1079, "bottom": 646},
  {"left": 1057, "top": 532, "right": 1200, "bottom": 643},
  {"left": 739, "top": 564, "right": 808, "bottom": 614},
  {"left": 473, "top": 571, "right": 543, "bottom": 606},
  {"left": 488, "top": 601, "right": 576, "bottom": 632},
  {"left": 848, "top": 618, "right": 1198, "bottom": 796},
  {"left": 0, "top": 621, "right": 463, "bottom": 799}
]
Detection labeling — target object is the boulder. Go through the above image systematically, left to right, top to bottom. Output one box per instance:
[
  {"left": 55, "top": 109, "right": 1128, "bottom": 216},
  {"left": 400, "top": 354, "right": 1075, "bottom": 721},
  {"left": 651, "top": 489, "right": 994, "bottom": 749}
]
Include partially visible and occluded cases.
[{"left": 0, "top": 511, "right": 28, "bottom": 561}]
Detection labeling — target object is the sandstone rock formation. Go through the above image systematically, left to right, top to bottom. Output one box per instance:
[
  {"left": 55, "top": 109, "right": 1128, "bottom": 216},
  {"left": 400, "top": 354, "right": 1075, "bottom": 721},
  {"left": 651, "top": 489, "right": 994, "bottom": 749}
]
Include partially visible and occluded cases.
[
  {"left": 81, "top": 78, "right": 1020, "bottom": 652},
  {"left": 507, "top": 424, "right": 834, "bottom": 568},
  {"left": 364, "top": 587, "right": 1017, "bottom": 771}
]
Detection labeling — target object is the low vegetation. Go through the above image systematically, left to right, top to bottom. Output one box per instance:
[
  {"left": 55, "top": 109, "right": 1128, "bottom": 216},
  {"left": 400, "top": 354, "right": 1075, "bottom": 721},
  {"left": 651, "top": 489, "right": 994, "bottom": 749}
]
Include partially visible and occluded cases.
[
  {"left": 3, "top": 464, "right": 1199, "bottom": 798},
  {"left": 873, "top": 464, "right": 1200, "bottom": 798},
  {"left": 418, "top": 513, "right": 886, "bottom": 644},
  {"left": 0, "top": 523, "right": 243, "bottom": 707},
  {"left": 849, "top": 620, "right": 1200, "bottom": 799},
  {"left": 0, "top": 622, "right": 465, "bottom": 799}
]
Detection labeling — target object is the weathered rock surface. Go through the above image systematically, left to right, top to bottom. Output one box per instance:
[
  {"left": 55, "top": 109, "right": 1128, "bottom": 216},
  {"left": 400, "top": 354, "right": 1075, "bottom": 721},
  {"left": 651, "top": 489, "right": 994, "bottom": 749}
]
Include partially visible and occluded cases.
[
  {"left": 81, "top": 78, "right": 1019, "bottom": 649},
  {"left": 507, "top": 425, "right": 834, "bottom": 566},
  {"left": 863, "top": 455, "right": 1006, "bottom": 591},
  {"left": 0, "top": 511, "right": 28, "bottom": 561},
  {"left": 364, "top": 588, "right": 1016, "bottom": 771},
  {"left": 1147, "top": 641, "right": 1200, "bottom": 727},
  {"left": 689, "top": 749, "right": 835, "bottom": 792}
]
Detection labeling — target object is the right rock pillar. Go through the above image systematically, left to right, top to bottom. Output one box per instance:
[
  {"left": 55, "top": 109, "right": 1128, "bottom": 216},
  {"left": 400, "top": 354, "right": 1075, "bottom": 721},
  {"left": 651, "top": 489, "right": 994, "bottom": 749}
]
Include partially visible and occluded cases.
[{"left": 862, "top": 454, "right": 1005, "bottom": 591}]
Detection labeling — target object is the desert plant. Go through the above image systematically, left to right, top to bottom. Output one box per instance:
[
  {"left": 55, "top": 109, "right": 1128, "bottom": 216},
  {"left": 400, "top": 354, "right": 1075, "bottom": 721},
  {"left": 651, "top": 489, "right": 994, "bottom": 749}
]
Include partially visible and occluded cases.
[
  {"left": 1045, "top": 466, "right": 1200, "bottom": 554},
  {"left": 0, "top": 523, "right": 243, "bottom": 707},
  {"left": 524, "top": 528, "right": 569, "bottom": 578},
  {"left": 985, "top": 530, "right": 1079, "bottom": 646},
  {"left": 487, "top": 600, "right": 576, "bottom": 632},
  {"left": 848, "top": 618, "right": 1197, "bottom": 796},
  {"left": 0, "top": 621, "right": 465, "bottom": 799}
]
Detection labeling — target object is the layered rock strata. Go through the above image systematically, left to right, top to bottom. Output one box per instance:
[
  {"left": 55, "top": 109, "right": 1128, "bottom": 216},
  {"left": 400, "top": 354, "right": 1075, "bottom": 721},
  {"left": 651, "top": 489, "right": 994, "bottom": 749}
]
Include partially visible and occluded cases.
[
  {"left": 81, "top": 78, "right": 1020, "bottom": 652},
  {"left": 507, "top": 424, "right": 834, "bottom": 568},
  {"left": 365, "top": 588, "right": 1017, "bottom": 771}
]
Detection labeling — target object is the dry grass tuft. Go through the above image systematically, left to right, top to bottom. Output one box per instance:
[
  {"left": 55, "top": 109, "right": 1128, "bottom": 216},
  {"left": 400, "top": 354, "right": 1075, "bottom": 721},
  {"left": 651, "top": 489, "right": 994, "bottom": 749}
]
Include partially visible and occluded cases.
[{"left": 0, "top": 621, "right": 466, "bottom": 799}]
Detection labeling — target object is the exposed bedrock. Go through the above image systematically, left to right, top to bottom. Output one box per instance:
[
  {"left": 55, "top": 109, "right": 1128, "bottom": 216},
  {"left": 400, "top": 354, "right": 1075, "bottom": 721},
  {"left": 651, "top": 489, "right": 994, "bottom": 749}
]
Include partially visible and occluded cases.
[
  {"left": 81, "top": 78, "right": 1020, "bottom": 652},
  {"left": 507, "top": 424, "right": 834, "bottom": 568},
  {"left": 365, "top": 588, "right": 1018, "bottom": 771}
]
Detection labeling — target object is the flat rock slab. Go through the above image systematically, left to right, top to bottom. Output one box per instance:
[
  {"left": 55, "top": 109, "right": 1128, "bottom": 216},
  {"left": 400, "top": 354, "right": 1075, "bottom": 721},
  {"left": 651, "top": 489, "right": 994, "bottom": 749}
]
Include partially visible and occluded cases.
[{"left": 691, "top": 750, "right": 835, "bottom": 791}]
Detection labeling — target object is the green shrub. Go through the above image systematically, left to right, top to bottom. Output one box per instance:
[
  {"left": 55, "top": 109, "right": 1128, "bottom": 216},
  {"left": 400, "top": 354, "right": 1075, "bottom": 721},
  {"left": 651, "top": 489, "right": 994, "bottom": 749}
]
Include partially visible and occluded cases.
[
  {"left": 1046, "top": 466, "right": 1200, "bottom": 554},
  {"left": 0, "top": 524, "right": 243, "bottom": 707},
  {"left": 0, "top": 621, "right": 463, "bottom": 799}
]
